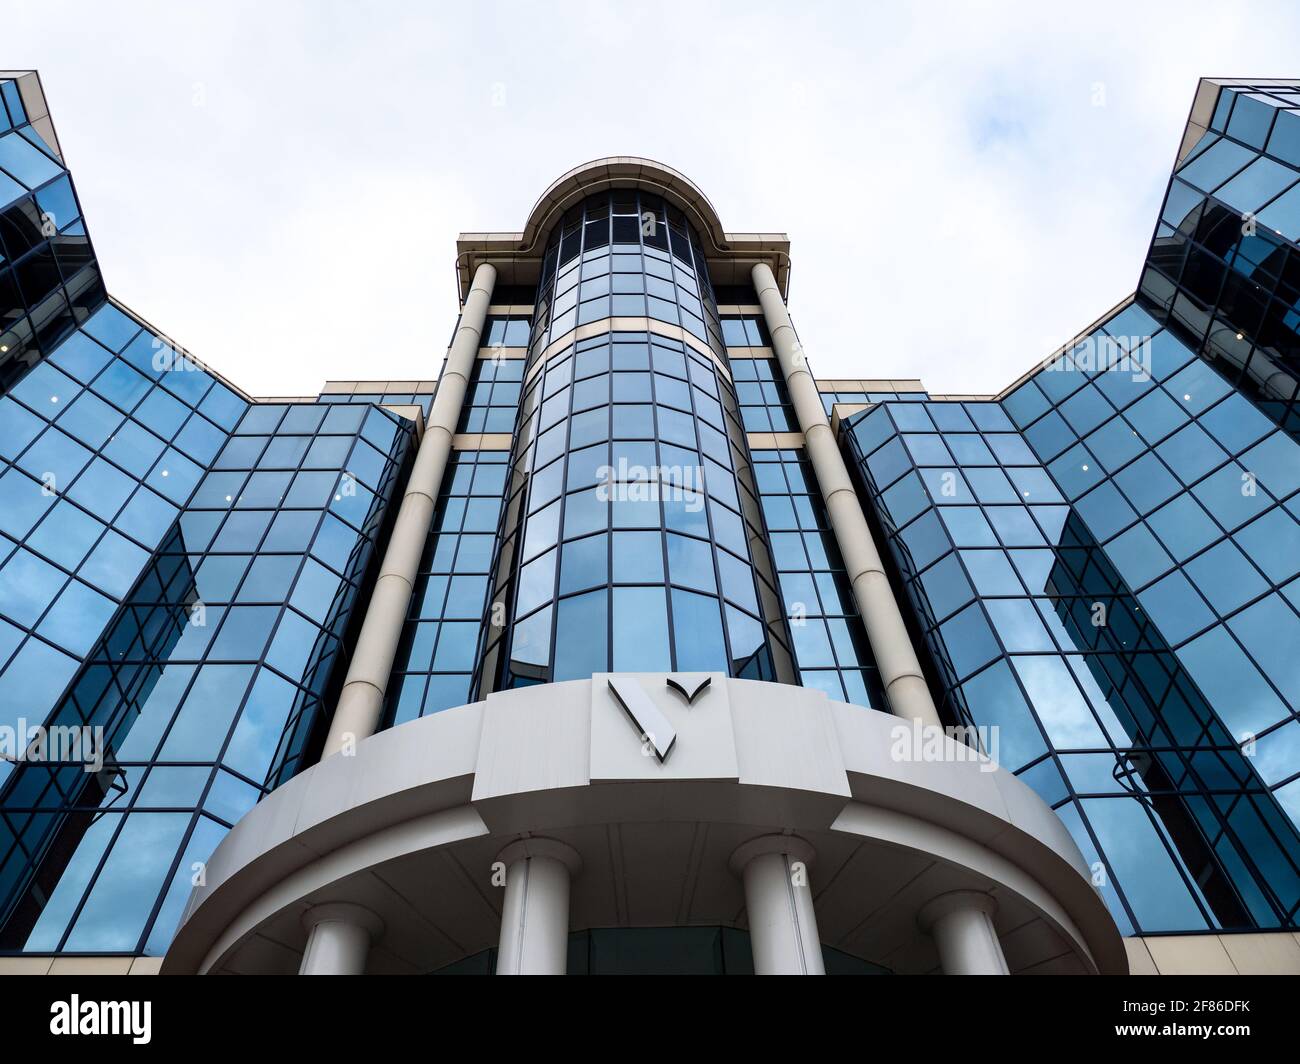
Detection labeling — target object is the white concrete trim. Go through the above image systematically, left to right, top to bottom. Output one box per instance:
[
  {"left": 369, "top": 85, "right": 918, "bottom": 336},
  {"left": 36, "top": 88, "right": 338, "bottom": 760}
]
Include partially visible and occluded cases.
[
  {"left": 164, "top": 677, "right": 1125, "bottom": 976},
  {"left": 192, "top": 805, "right": 489, "bottom": 975}
]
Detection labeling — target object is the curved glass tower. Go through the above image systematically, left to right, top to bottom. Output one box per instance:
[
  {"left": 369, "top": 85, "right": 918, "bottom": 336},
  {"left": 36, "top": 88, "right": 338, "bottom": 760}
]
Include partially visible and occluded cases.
[{"left": 475, "top": 189, "right": 791, "bottom": 691}]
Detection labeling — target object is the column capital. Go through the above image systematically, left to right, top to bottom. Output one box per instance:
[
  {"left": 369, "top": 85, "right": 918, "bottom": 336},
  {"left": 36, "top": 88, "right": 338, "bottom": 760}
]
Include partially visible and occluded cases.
[
  {"left": 467, "top": 260, "right": 498, "bottom": 297},
  {"left": 750, "top": 261, "right": 781, "bottom": 297},
  {"left": 728, "top": 833, "right": 816, "bottom": 876},
  {"left": 498, "top": 836, "right": 583, "bottom": 876},
  {"left": 917, "top": 890, "right": 998, "bottom": 932},
  {"left": 301, "top": 902, "right": 384, "bottom": 941}
]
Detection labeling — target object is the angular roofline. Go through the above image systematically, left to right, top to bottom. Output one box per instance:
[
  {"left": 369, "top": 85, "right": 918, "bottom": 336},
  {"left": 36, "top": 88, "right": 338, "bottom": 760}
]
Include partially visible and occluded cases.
[
  {"left": 0, "top": 70, "right": 63, "bottom": 161},
  {"left": 1177, "top": 76, "right": 1300, "bottom": 164}
]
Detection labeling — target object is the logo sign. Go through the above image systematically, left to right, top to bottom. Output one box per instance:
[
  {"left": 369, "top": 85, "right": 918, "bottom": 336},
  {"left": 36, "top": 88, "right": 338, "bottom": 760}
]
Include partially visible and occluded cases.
[
  {"left": 667, "top": 674, "right": 710, "bottom": 704},
  {"left": 606, "top": 675, "right": 712, "bottom": 763}
]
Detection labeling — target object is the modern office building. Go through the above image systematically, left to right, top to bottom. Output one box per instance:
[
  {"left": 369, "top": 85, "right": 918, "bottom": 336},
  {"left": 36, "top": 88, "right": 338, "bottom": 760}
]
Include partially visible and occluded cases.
[{"left": 0, "top": 72, "right": 1297, "bottom": 975}]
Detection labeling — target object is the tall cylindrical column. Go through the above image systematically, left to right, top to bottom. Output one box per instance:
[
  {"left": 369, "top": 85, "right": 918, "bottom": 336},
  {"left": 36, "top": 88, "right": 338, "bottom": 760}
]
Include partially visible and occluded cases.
[
  {"left": 321, "top": 262, "right": 497, "bottom": 758},
  {"left": 751, "top": 262, "right": 941, "bottom": 729},
  {"left": 730, "top": 835, "right": 824, "bottom": 975},
  {"left": 496, "top": 838, "right": 581, "bottom": 975},
  {"left": 918, "top": 891, "right": 1009, "bottom": 975},
  {"left": 299, "top": 903, "right": 383, "bottom": 975}
]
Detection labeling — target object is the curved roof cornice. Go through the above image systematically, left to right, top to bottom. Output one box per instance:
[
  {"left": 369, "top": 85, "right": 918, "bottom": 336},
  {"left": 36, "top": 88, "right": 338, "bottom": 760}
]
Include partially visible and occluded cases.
[
  {"left": 455, "top": 156, "right": 791, "bottom": 303},
  {"left": 520, "top": 156, "right": 730, "bottom": 255}
]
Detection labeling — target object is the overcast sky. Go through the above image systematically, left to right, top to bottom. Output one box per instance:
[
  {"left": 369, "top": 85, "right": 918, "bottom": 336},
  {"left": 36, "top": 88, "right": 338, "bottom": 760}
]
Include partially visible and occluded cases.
[{"left": 9, "top": 1, "right": 1300, "bottom": 397}]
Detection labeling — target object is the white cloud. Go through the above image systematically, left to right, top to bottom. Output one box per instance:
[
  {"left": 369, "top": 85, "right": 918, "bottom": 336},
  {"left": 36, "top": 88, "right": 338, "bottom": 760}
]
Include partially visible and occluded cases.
[{"left": 8, "top": 0, "right": 1298, "bottom": 396}]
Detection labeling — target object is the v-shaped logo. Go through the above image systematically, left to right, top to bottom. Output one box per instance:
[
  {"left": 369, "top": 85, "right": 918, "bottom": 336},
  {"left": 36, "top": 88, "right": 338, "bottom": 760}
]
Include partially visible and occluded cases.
[
  {"left": 605, "top": 674, "right": 714, "bottom": 763},
  {"left": 666, "top": 674, "right": 711, "bottom": 705},
  {"left": 606, "top": 676, "right": 676, "bottom": 762}
]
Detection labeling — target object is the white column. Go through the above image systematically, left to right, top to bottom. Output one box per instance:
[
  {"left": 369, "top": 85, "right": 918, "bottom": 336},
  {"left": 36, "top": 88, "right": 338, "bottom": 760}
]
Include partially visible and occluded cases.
[
  {"left": 751, "top": 261, "right": 942, "bottom": 729},
  {"left": 321, "top": 262, "right": 497, "bottom": 758},
  {"left": 730, "top": 836, "right": 824, "bottom": 975},
  {"left": 496, "top": 839, "right": 581, "bottom": 975},
  {"left": 918, "top": 891, "right": 1009, "bottom": 975},
  {"left": 299, "top": 903, "right": 384, "bottom": 975}
]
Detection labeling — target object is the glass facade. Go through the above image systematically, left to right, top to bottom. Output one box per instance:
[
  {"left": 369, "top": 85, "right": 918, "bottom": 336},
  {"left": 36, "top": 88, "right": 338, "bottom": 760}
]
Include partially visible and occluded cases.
[
  {"left": 0, "top": 76, "right": 105, "bottom": 393},
  {"left": 1141, "top": 83, "right": 1300, "bottom": 441},
  {"left": 844, "top": 286, "right": 1300, "bottom": 935},
  {"left": 0, "top": 303, "right": 416, "bottom": 955},
  {"left": 481, "top": 315, "right": 531, "bottom": 352},
  {"left": 457, "top": 356, "right": 524, "bottom": 434},
  {"left": 734, "top": 356, "right": 798, "bottom": 432},
  {"left": 842, "top": 369, "right": 1300, "bottom": 931},
  {"left": 0, "top": 394, "right": 411, "bottom": 954},
  {"left": 383, "top": 447, "right": 505, "bottom": 725},
  {"left": 752, "top": 449, "right": 885, "bottom": 709}
]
